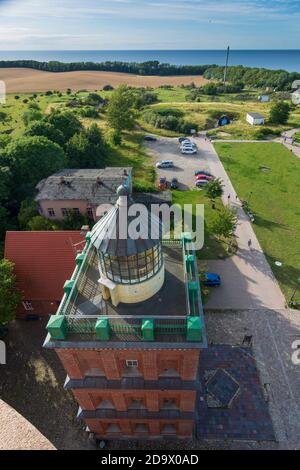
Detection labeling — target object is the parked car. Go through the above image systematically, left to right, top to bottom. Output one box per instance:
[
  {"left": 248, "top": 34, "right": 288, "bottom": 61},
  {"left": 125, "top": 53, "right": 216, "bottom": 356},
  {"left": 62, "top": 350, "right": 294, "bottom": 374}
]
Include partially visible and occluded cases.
[
  {"left": 144, "top": 135, "right": 157, "bottom": 142},
  {"left": 178, "top": 137, "right": 190, "bottom": 143},
  {"left": 181, "top": 147, "right": 197, "bottom": 155},
  {"left": 156, "top": 160, "right": 174, "bottom": 168},
  {"left": 195, "top": 170, "right": 213, "bottom": 177},
  {"left": 195, "top": 174, "right": 214, "bottom": 181},
  {"left": 158, "top": 176, "right": 168, "bottom": 190},
  {"left": 170, "top": 177, "right": 179, "bottom": 189},
  {"left": 195, "top": 179, "right": 208, "bottom": 187},
  {"left": 202, "top": 273, "right": 221, "bottom": 287}
]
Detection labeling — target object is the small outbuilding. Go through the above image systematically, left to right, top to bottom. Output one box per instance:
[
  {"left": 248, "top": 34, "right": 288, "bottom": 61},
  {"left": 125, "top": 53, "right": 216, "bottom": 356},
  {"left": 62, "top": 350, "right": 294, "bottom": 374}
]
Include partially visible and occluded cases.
[
  {"left": 292, "top": 89, "right": 300, "bottom": 105},
  {"left": 258, "top": 95, "right": 270, "bottom": 102},
  {"left": 246, "top": 112, "right": 265, "bottom": 126},
  {"left": 217, "top": 115, "right": 231, "bottom": 127}
]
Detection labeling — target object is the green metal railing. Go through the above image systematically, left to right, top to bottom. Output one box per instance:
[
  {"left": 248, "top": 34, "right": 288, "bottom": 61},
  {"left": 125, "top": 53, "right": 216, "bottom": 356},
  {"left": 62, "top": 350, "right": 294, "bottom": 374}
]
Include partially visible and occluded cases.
[{"left": 46, "top": 232, "right": 205, "bottom": 343}]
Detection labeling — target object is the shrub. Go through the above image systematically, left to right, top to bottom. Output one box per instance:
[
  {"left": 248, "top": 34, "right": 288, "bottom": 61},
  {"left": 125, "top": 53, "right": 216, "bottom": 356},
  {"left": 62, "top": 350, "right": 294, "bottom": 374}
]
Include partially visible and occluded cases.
[{"left": 133, "top": 181, "right": 156, "bottom": 193}]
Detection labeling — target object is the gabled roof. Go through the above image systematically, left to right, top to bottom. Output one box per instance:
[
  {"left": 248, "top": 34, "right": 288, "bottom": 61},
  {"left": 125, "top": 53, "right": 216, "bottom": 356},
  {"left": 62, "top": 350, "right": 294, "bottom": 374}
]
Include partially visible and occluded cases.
[
  {"left": 35, "top": 167, "right": 132, "bottom": 205},
  {"left": 4, "top": 231, "right": 85, "bottom": 300}
]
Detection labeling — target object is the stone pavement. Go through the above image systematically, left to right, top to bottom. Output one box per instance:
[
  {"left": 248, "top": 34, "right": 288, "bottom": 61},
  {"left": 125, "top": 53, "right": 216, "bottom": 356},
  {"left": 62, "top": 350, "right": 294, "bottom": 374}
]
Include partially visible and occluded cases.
[
  {"left": 205, "top": 310, "right": 300, "bottom": 450},
  {"left": 196, "top": 345, "right": 275, "bottom": 441}
]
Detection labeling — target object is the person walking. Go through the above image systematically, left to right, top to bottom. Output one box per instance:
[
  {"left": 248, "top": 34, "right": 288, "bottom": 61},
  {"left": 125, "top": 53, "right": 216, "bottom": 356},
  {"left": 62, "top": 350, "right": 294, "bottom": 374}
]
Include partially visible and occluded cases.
[{"left": 248, "top": 239, "right": 252, "bottom": 250}]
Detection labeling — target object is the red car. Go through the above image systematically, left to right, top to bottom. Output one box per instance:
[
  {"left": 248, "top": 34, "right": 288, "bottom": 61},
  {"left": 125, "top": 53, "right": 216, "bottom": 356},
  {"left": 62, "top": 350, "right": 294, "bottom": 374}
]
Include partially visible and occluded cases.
[
  {"left": 195, "top": 174, "right": 214, "bottom": 181},
  {"left": 158, "top": 177, "right": 168, "bottom": 190}
]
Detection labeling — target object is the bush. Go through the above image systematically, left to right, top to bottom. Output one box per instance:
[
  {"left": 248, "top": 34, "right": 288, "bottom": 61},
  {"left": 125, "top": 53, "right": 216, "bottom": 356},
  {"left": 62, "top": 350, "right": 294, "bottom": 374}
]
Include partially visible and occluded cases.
[
  {"left": 103, "top": 85, "right": 114, "bottom": 91},
  {"left": 269, "top": 101, "right": 290, "bottom": 124},
  {"left": 79, "top": 106, "right": 99, "bottom": 118},
  {"left": 143, "top": 109, "right": 198, "bottom": 133},
  {"left": 255, "top": 127, "right": 281, "bottom": 139},
  {"left": 111, "top": 130, "right": 122, "bottom": 146},
  {"left": 133, "top": 181, "right": 156, "bottom": 193}
]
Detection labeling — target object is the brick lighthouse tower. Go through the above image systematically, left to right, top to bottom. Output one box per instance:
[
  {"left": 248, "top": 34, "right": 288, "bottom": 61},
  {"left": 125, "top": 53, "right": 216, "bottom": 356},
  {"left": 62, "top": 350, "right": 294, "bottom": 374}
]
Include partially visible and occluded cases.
[{"left": 44, "top": 185, "right": 206, "bottom": 441}]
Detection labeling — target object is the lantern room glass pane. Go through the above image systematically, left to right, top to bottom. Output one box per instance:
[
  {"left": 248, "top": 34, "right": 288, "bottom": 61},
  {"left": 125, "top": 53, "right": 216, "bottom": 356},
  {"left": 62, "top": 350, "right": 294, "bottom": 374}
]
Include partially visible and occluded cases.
[{"left": 99, "top": 244, "right": 162, "bottom": 284}]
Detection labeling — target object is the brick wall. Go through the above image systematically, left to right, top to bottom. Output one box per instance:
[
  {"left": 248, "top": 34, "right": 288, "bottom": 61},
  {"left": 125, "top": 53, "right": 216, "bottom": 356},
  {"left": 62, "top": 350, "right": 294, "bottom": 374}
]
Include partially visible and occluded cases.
[
  {"left": 56, "top": 348, "right": 201, "bottom": 381},
  {"left": 72, "top": 389, "right": 196, "bottom": 412},
  {"left": 85, "top": 418, "right": 194, "bottom": 438}
]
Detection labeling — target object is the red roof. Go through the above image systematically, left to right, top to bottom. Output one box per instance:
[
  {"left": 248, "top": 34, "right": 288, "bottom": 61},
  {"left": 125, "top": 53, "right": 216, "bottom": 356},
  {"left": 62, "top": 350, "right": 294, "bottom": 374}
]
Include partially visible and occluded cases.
[{"left": 4, "top": 231, "right": 85, "bottom": 301}]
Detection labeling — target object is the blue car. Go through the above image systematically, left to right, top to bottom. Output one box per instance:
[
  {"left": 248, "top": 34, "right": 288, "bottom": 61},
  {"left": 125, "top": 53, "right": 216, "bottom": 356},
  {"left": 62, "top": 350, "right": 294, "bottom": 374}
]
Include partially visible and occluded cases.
[{"left": 202, "top": 273, "right": 221, "bottom": 287}]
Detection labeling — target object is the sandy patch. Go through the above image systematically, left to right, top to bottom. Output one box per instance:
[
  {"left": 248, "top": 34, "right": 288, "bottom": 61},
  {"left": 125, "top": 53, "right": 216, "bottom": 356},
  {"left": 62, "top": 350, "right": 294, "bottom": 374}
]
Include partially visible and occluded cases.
[{"left": 0, "top": 68, "right": 208, "bottom": 93}]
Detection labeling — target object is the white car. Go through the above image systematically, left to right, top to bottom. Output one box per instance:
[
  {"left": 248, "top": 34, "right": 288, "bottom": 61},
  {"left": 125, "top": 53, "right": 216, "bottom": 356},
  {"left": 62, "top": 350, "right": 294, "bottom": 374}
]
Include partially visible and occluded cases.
[
  {"left": 180, "top": 142, "right": 197, "bottom": 149},
  {"left": 181, "top": 147, "right": 197, "bottom": 155},
  {"left": 156, "top": 160, "right": 174, "bottom": 168}
]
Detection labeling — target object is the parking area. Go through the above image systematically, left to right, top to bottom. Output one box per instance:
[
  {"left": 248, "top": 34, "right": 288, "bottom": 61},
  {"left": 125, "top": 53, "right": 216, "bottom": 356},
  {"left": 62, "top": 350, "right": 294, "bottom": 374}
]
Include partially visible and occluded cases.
[{"left": 145, "top": 136, "right": 210, "bottom": 190}]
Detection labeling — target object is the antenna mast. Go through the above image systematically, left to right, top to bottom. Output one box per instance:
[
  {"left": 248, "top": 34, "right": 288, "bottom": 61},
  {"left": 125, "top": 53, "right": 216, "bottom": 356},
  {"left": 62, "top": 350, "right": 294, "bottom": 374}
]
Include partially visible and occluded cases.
[{"left": 223, "top": 46, "right": 230, "bottom": 86}]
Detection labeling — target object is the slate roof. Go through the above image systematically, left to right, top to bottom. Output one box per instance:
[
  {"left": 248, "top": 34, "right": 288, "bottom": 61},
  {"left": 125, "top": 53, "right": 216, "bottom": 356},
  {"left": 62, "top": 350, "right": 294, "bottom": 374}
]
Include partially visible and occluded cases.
[
  {"left": 35, "top": 167, "right": 132, "bottom": 206},
  {"left": 4, "top": 231, "right": 85, "bottom": 301}
]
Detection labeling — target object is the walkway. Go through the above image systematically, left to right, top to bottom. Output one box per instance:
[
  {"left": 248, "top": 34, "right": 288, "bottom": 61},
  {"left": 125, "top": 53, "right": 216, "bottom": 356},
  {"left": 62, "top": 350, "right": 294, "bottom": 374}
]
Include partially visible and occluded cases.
[{"left": 194, "top": 134, "right": 286, "bottom": 310}]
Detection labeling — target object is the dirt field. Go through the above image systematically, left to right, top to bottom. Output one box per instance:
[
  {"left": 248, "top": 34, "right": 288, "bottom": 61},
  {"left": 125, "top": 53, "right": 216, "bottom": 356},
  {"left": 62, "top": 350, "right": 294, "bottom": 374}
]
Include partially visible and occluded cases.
[{"left": 0, "top": 68, "right": 208, "bottom": 93}]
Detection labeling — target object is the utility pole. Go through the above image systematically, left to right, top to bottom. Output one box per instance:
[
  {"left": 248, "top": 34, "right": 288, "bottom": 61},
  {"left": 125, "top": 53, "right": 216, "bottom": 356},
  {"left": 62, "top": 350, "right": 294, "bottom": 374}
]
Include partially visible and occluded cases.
[{"left": 223, "top": 46, "right": 230, "bottom": 86}]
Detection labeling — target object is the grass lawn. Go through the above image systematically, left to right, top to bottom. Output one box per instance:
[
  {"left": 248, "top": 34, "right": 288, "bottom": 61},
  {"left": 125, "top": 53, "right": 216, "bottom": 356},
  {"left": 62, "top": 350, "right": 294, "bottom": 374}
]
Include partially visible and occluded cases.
[
  {"left": 215, "top": 142, "right": 300, "bottom": 301},
  {"left": 172, "top": 190, "right": 235, "bottom": 260}
]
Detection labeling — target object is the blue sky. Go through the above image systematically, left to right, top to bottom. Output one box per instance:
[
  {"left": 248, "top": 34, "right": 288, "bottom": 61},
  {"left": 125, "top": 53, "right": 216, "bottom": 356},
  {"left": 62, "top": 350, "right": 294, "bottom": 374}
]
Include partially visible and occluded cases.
[{"left": 0, "top": 0, "right": 299, "bottom": 50}]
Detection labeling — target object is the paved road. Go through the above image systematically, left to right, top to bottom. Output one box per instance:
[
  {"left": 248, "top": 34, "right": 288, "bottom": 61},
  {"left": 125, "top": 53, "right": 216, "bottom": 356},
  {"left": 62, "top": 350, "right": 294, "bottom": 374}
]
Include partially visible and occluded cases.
[{"left": 145, "top": 137, "right": 204, "bottom": 189}]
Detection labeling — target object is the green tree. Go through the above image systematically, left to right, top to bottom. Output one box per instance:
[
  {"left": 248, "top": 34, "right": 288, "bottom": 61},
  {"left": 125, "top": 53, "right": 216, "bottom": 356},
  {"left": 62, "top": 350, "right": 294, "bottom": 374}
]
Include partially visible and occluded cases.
[
  {"left": 107, "top": 85, "right": 136, "bottom": 134},
  {"left": 269, "top": 101, "right": 290, "bottom": 124},
  {"left": 22, "top": 109, "right": 43, "bottom": 126},
  {"left": 46, "top": 110, "right": 82, "bottom": 144},
  {"left": 0, "top": 111, "right": 7, "bottom": 122},
  {"left": 25, "top": 121, "right": 64, "bottom": 146},
  {"left": 66, "top": 124, "right": 107, "bottom": 168},
  {"left": 3, "top": 136, "right": 66, "bottom": 201},
  {"left": 0, "top": 167, "right": 12, "bottom": 239},
  {"left": 206, "top": 178, "right": 224, "bottom": 206},
  {"left": 18, "top": 199, "right": 39, "bottom": 230},
  {"left": 210, "top": 206, "right": 237, "bottom": 239},
  {"left": 59, "top": 210, "right": 90, "bottom": 230},
  {"left": 27, "top": 215, "right": 56, "bottom": 231},
  {"left": 0, "top": 259, "right": 21, "bottom": 325}
]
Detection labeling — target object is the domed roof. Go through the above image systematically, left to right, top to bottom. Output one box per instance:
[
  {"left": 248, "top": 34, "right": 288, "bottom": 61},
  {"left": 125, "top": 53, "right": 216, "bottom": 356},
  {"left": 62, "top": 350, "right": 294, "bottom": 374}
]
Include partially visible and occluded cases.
[
  {"left": 116, "top": 184, "right": 130, "bottom": 197},
  {"left": 90, "top": 192, "right": 163, "bottom": 257}
]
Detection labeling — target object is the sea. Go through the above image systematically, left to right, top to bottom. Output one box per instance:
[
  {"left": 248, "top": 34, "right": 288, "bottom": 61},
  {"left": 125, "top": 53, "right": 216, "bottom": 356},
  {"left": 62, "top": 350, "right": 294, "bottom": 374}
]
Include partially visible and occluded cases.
[{"left": 0, "top": 50, "right": 300, "bottom": 72}]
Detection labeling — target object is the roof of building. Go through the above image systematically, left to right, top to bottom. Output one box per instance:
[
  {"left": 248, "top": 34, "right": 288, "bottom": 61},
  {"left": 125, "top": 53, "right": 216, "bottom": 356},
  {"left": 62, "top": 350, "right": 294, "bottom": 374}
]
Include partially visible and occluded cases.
[
  {"left": 292, "top": 88, "right": 300, "bottom": 95},
  {"left": 247, "top": 112, "right": 264, "bottom": 119},
  {"left": 35, "top": 167, "right": 132, "bottom": 205},
  {"left": 90, "top": 190, "right": 162, "bottom": 256},
  {"left": 4, "top": 231, "right": 85, "bottom": 301}
]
